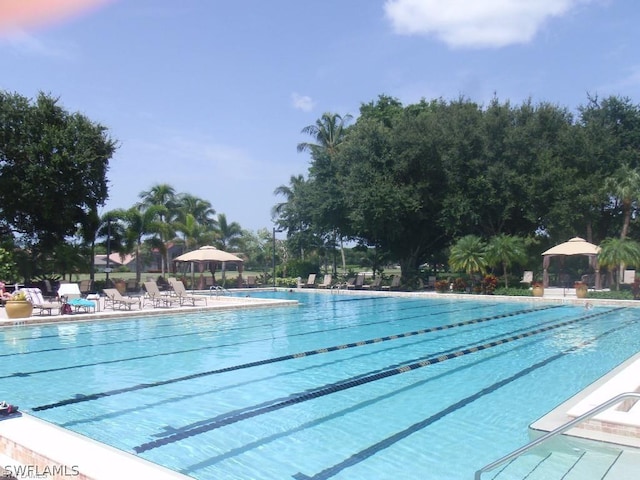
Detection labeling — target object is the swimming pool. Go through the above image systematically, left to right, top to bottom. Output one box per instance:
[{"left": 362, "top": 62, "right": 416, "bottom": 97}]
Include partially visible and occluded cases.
[{"left": 1, "top": 292, "right": 639, "bottom": 479}]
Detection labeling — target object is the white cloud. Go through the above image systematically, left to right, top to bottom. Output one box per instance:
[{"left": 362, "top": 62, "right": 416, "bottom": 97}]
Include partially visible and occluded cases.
[
  {"left": 384, "top": 0, "right": 590, "bottom": 48},
  {"left": 1, "top": 29, "right": 76, "bottom": 59},
  {"left": 291, "top": 92, "right": 316, "bottom": 112}
]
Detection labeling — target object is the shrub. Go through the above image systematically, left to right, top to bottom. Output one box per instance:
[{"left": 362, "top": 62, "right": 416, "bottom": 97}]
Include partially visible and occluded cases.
[
  {"left": 482, "top": 274, "right": 498, "bottom": 294},
  {"left": 453, "top": 277, "right": 467, "bottom": 292},
  {"left": 435, "top": 280, "right": 449, "bottom": 293},
  {"left": 494, "top": 287, "right": 532, "bottom": 296},
  {"left": 589, "top": 290, "right": 634, "bottom": 300}
]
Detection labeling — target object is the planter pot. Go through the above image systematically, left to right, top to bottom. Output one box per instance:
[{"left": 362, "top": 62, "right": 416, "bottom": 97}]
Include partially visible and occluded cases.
[
  {"left": 114, "top": 281, "right": 126, "bottom": 295},
  {"left": 575, "top": 284, "right": 588, "bottom": 299},
  {"left": 532, "top": 286, "right": 544, "bottom": 297},
  {"left": 5, "top": 300, "right": 33, "bottom": 319}
]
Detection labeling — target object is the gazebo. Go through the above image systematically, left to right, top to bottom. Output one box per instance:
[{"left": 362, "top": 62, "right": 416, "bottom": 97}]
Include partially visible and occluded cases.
[{"left": 541, "top": 237, "right": 601, "bottom": 289}]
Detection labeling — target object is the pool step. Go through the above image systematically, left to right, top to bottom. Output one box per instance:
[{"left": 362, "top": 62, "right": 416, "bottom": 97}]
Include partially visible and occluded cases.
[{"left": 492, "top": 447, "right": 640, "bottom": 479}]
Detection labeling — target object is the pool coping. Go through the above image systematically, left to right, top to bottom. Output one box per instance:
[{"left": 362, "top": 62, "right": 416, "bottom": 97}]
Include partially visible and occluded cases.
[
  {"left": 531, "top": 351, "right": 640, "bottom": 449},
  {"left": 0, "top": 413, "right": 191, "bottom": 480}
]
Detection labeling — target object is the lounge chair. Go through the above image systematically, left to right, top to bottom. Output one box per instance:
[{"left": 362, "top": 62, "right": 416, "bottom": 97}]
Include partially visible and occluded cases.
[
  {"left": 520, "top": 271, "right": 533, "bottom": 285},
  {"left": 302, "top": 274, "right": 317, "bottom": 288},
  {"left": 347, "top": 274, "right": 365, "bottom": 290},
  {"left": 317, "top": 275, "right": 332, "bottom": 288},
  {"left": 381, "top": 275, "right": 401, "bottom": 291},
  {"left": 245, "top": 276, "right": 258, "bottom": 288},
  {"left": 417, "top": 276, "right": 436, "bottom": 290},
  {"left": 342, "top": 277, "right": 356, "bottom": 289},
  {"left": 362, "top": 277, "right": 381, "bottom": 290},
  {"left": 168, "top": 278, "right": 207, "bottom": 306},
  {"left": 42, "top": 279, "right": 57, "bottom": 300},
  {"left": 79, "top": 279, "right": 94, "bottom": 295},
  {"left": 143, "top": 281, "right": 176, "bottom": 308},
  {"left": 58, "top": 283, "right": 97, "bottom": 313},
  {"left": 21, "top": 288, "right": 60, "bottom": 316},
  {"left": 103, "top": 288, "right": 141, "bottom": 310}
]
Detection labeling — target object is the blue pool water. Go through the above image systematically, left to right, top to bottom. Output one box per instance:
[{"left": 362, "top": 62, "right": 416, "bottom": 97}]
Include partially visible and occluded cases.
[{"left": 1, "top": 292, "right": 640, "bottom": 479}]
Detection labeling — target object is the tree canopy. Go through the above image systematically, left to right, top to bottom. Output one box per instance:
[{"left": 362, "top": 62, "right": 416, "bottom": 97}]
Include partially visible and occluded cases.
[
  {"left": 0, "top": 91, "right": 116, "bottom": 253},
  {"left": 276, "top": 94, "right": 640, "bottom": 280}
]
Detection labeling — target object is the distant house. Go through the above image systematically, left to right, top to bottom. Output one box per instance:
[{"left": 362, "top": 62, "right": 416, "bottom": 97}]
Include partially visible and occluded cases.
[{"left": 94, "top": 253, "right": 136, "bottom": 272}]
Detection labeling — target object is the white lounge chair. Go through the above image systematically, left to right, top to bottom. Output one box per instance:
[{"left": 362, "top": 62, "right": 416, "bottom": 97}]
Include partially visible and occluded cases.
[
  {"left": 520, "top": 271, "right": 533, "bottom": 285},
  {"left": 302, "top": 274, "right": 317, "bottom": 288},
  {"left": 317, "top": 275, "right": 332, "bottom": 289},
  {"left": 168, "top": 279, "right": 207, "bottom": 306},
  {"left": 143, "top": 281, "right": 176, "bottom": 308},
  {"left": 22, "top": 288, "right": 60, "bottom": 316},
  {"left": 103, "top": 288, "right": 141, "bottom": 310}
]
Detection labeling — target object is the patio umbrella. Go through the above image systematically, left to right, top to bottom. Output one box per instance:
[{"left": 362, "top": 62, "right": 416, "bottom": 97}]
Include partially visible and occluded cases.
[
  {"left": 541, "top": 237, "right": 601, "bottom": 289},
  {"left": 174, "top": 245, "right": 243, "bottom": 263},
  {"left": 174, "top": 246, "right": 243, "bottom": 289}
]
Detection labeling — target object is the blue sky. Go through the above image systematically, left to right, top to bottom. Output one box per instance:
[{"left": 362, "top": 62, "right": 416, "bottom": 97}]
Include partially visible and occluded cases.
[{"left": 1, "top": 0, "right": 639, "bottom": 233}]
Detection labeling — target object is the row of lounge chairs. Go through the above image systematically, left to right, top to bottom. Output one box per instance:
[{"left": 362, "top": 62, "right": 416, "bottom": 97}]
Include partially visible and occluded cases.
[
  {"left": 299, "top": 274, "right": 439, "bottom": 291},
  {"left": 300, "top": 274, "right": 420, "bottom": 290},
  {"left": 105, "top": 278, "right": 208, "bottom": 310},
  {"left": 14, "top": 279, "right": 209, "bottom": 317}
]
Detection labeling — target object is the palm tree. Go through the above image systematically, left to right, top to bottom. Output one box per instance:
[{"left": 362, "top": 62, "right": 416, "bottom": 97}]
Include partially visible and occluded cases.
[
  {"left": 297, "top": 112, "right": 353, "bottom": 155},
  {"left": 297, "top": 112, "right": 352, "bottom": 273},
  {"left": 604, "top": 163, "right": 640, "bottom": 240},
  {"left": 604, "top": 164, "right": 640, "bottom": 280},
  {"left": 272, "top": 174, "right": 308, "bottom": 259},
  {"left": 139, "top": 184, "right": 177, "bottom": 275},
  {"left": 176, "top": 193, "right": 217, "bottom": 229},
  {"left": 174, "top": 194, "right": 217, "bottom": 252},
  {"left": 111, "top": 205, "right": 167, "bottom": 284},
  {"left": 78, "top": 207, "right": 101, "bottom": 281},
  {"left": 175, "top": 213, "right": 213, "bottom": 250},
  {"left": 215, "top": 213, "right": 242, "bottom": 251},
  {"left": 485, "top": 234, "right": 527, "bottom": 288},
  {"left": 449, "top": 235, "right": 488, "bottom": 276},
  {"left": 598, "top": 237, "right": 640, "bottom": 290}
]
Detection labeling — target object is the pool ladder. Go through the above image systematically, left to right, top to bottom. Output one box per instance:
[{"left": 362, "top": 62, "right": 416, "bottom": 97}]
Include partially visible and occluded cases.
[
  {"left": 209, "top": 285, "right": 231, "bottom": 297},
  {"left": 475, "top": 392, "right": 640, "bottom": 479}
]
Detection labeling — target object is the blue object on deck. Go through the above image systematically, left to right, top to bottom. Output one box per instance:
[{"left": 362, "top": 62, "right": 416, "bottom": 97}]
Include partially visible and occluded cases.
[{"left": 68, "top": 298, "right": 96, "bottom": 313}]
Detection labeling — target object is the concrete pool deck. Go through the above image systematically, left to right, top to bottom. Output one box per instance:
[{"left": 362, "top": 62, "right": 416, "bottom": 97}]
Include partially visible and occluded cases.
[
  {"left": 1, "top": 287, "right": 640, "bottom": 479},
  {"left": 0, "top": 289, "right": 298, "bottom": 327}
]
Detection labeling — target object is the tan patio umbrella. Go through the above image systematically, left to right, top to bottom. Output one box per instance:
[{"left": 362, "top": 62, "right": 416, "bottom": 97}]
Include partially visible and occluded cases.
[
  {"left": 541, "top": 237, "right": 601, "bottom": 289},
  {"left": 174, "top": 246, "right": 244, "bottom": 289}
]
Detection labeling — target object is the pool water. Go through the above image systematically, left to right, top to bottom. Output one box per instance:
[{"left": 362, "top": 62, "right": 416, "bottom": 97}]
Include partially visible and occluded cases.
[{"left": 1, "top": 292, "right": 639, "bottom": 479}]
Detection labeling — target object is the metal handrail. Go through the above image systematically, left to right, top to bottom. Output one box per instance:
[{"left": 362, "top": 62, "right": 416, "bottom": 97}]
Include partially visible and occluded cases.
[
  {"left": 209, "top": 285, "right": 231, "bottom": 297},
  {"left": 474, "top": 392, "right": 640, "bottom": 480}
]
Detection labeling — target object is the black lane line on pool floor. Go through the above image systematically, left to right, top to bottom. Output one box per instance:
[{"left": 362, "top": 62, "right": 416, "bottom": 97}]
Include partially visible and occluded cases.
[
  {"left": 0, "top": 297, "right": 478, "bottom": 358},
  {"left": 5, "top": 300, "right": 499, "bottom": 380},
  {"left": 3, "top": 303, "right": 466, "bottom": 379},
  {"left": 65, "top": 303, "right": 573, "bottom": 431},
  {"left": 63, "top": 304, "right": 564, "bottom": 430},
  {"left": 31, "top": 305, "right": 559, "bottom": 412},
  {"left": 132, "top": 307, "right": 622, "bottom": 454},
  {"left": 151, "top": 307, "right": 574, "bottom": 439},
  {"left": 292, "top": 315, "right": 632, "bottom": 480},
  {"left": 181, "top": 322, "right": 548, "bottom": 475}
]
